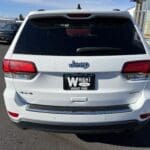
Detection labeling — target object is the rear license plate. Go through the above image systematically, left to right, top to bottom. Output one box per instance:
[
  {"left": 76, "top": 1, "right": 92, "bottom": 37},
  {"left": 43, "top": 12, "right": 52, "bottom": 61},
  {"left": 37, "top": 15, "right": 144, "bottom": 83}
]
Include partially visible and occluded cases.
[{"left": 63, "top": 74, "right": 95, "bottom": 90}]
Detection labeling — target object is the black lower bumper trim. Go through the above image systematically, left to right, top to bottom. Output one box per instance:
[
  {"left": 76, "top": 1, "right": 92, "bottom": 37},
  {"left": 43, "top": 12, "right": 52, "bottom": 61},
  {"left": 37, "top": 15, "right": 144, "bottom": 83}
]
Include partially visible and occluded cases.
[{"left": 15, "top": 120, "right": 148, "bottom": 134}]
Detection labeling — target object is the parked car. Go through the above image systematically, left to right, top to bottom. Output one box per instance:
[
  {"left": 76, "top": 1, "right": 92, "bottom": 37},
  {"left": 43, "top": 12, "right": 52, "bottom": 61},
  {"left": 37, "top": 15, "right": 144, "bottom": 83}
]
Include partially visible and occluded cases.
[
  {"left": 2, "top": 10, "right": 150, "bottom": 134},
  {"left": 0, "top": 22, "right": 21, "bottom": 44}
]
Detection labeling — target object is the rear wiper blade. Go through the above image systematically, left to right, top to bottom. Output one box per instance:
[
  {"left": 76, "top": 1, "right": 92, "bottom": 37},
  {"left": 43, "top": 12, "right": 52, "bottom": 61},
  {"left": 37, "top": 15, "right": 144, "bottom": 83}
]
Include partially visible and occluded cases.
[{"left": 77, "top": 47, "right": 121, "bottom": 53}]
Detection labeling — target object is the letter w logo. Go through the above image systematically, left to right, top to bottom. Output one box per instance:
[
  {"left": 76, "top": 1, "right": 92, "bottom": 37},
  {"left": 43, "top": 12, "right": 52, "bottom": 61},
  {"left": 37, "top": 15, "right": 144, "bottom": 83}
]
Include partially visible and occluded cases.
[{"left": 67, "top": 77, "right": 78, "bottom": 87}]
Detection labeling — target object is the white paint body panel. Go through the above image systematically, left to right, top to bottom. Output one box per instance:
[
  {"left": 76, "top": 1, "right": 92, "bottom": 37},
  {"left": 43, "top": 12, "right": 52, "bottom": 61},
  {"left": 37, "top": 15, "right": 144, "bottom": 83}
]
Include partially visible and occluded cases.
[{"left": 3, "top": 10, "right": 150, "bottom": 130}]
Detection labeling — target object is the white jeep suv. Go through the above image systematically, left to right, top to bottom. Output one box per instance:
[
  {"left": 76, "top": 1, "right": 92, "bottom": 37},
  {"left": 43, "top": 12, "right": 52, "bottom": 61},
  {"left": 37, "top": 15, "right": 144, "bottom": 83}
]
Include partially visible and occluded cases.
[{"left": 3, "top": 10, "right": 150, "bottom": 133}]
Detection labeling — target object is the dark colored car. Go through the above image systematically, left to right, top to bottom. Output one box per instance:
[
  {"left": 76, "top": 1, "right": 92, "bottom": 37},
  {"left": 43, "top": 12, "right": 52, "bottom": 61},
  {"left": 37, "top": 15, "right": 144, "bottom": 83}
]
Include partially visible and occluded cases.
[{"left": 0, "top": 22, "right": 21, "bottom": 44}]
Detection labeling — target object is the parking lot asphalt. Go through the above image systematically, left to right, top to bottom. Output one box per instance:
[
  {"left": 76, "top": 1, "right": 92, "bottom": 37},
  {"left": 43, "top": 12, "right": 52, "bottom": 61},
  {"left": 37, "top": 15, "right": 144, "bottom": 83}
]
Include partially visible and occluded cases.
[{"left": 0, "top": 44, "right": 150, "bottom": 150}]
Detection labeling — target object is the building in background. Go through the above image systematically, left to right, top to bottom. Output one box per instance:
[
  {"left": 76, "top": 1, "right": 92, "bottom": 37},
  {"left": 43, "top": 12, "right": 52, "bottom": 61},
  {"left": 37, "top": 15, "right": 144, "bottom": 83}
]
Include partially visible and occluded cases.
[{"left": 131, "top": 0, "right": 150, "bottom": 38}]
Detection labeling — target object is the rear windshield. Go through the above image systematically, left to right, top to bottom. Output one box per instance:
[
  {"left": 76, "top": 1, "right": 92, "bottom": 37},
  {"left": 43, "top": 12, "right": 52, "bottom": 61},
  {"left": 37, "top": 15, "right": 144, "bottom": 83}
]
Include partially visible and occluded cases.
[{"left": 14, "top": 17, "right": 146, "bottom": 56}]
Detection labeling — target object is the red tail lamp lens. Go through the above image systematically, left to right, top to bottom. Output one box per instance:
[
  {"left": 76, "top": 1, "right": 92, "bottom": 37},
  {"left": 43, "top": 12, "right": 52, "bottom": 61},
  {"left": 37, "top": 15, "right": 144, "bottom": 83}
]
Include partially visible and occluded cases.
[
  {"left": 67, "top": 13, "right": 91, "bottom": 18},
  {"left": 3, "top": 59, "right": 37, "bottom": 73},
  {"left": 122, "top": 60, "right": 150, "bottom": 80},
  {"left": 122, "top": 61, "right": 150, "bottom": 74},
  {"left": 8, "top": 111, "right": 19, "bottom": 118}
]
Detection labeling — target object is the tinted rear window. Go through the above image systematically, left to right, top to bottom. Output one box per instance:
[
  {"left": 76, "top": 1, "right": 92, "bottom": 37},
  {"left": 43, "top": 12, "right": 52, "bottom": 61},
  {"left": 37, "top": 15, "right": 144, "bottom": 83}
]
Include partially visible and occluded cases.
[{"left": 14, "top": 17, "right": 146, "bottom": 56}]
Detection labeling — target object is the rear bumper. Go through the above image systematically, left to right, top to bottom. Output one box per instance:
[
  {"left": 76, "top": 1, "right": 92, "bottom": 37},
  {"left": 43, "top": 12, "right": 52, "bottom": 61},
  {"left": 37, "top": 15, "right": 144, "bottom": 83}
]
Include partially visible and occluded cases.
[
  {"left": 3, "top": 88, "right": 150, "bottom": 133},
  {"left": 15, "top": 120, "right": 149, "bottom": 133}
]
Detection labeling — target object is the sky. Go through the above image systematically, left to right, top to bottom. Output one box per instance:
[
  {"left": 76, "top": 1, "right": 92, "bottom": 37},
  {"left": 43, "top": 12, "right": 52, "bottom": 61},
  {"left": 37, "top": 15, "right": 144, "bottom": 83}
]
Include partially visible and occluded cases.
[{"left": 0, "top": 0, "right": 136, "bottom": 18}]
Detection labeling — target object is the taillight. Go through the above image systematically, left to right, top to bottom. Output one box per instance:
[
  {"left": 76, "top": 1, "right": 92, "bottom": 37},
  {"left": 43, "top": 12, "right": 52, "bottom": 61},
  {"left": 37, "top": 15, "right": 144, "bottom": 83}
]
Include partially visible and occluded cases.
[
  {"left": 67, "top": 13, "right": 91, "bottom": 18},
  {"left": 3, "top": 59, "right": 37, "bottom": 79},
  {"left": 122, "top": 60, "right": 150, "bottom": 80},
  {"left": 8, "top": 111, "right": 19, "bottom": 118}
]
